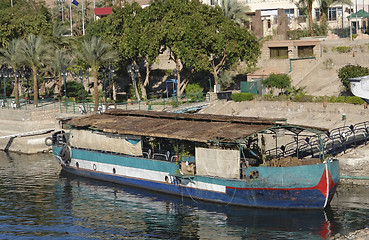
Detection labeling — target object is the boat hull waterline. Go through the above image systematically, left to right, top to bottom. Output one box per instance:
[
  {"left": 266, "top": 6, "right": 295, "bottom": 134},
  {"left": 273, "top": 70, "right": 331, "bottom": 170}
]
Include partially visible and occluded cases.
[{"left": 53, "top": 146, "right": 339, "bottom": 209}]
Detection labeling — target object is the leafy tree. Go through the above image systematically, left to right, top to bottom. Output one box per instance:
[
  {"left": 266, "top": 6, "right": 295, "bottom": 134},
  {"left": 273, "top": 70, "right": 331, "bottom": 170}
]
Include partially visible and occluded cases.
[
  {"left": 147, "top": 0, "right": 259, "bottom": 96},
  {"left": 0, "top": 1, "right": 52, "bottom": 47},
  {"left": 18, "top": 34, "right": 53, "bottom": 107},
  {"left": 77, "top": 36, "right": 117, "bottom": 112},
  {"left": 0, "top": 38, "right": 23, "bottom": 107},
  {"left": 338, "top": 64, "right": 369, "bottom": 92},
  {"left": 262, "top": 73, "right": 291, "bottom": 94}
]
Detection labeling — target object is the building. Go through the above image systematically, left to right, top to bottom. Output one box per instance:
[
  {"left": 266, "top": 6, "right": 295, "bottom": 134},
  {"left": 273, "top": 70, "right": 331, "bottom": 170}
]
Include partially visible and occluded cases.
[{"left": 200, "top": 0, "right": 355, "bottom": 38}]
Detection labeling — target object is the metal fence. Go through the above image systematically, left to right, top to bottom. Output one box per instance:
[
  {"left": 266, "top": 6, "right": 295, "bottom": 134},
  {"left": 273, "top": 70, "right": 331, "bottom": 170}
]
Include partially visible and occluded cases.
[{"left": 0, "top": 92, "right": 210, "bottom": 114}]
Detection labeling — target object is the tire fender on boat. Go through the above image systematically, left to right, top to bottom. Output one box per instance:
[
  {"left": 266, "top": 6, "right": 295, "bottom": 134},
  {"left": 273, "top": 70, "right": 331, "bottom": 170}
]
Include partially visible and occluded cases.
[
  {"left": 45, "top": 137, "right": 53, "bottom": 146},
  {"left": 59, "top": 145, "right": 72, "bottom": 166}
]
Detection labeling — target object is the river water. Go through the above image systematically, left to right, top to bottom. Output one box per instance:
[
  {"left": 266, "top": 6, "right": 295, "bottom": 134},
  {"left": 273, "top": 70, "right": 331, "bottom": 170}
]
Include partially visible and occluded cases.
[{"left": 0, "top": 152, "right": 368, "bottom": 240}]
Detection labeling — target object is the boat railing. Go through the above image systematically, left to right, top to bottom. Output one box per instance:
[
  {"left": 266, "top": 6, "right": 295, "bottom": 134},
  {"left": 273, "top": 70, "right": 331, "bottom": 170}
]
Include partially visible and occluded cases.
[{"left": 265, "top": 120, "right": 369, "bottom": 160}]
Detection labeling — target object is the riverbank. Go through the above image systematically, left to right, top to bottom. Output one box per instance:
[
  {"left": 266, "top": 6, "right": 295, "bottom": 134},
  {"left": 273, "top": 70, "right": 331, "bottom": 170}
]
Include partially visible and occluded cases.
[{"left": 329, "top": 228, "right": 369, "bottom": 240}]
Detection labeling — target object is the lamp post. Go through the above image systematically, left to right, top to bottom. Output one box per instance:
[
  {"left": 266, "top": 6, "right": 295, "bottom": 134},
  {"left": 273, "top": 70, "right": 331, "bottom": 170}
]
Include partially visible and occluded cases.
[
  {"left": 59, "top": 0, "right": 66, "bottom": 22},
  {"left": 127, "top": 63, "right": 140, "bottom": 101},
  {"left": 106, "top": 65, "right": 114, "bottom": 100},
  {"left": 2, "top": 67, "right": 8, "bottom": 102},
  {"left": 24, "top": 67, "right": 31, "bottom": 104},
  {"left": 102, "top": 67, "right": 107, "bottom": 104},
  {"left": 0, "top": 68, "right": 3, "bottom": 102},
  {"left": 61, "top": 68, "right": 68, "bottom": 107},
  {"left": 174, "top": 68, "right": 178, "bottom": 105},
  {"left": 15, "top": 69, "right": 20, "bottom": 108},
  {"left": 78, "top": 69, "right": 85, "bottom": 107}
]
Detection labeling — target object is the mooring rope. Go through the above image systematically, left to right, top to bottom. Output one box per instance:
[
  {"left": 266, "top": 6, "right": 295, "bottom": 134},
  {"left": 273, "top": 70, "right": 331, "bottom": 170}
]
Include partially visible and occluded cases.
[{"left": 226, "top": 188, "right": 237, "bottom": 206}]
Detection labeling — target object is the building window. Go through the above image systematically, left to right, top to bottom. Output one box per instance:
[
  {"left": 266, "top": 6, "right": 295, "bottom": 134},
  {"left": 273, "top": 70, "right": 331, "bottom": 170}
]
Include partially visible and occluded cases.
[
  {"left": 210, "top": 0, "right": 218, "bottom": 6},
  {"left": 328, "top": 7, "right": 342, "bottom": 21},
  {"left": 284, "top": 8, "right": 294, "bottom": 18},
  {"left": 298, "top": 8, "right": 306, "bottom": 17},
  {"left": 315, "top": 8, "right": 320, "bottom": 21},
  {"left": 298, "top": 46, "right": 314, "bottom": 57},
  {"left": 270, "top": 47, "right": 288, "bottom": 59}
]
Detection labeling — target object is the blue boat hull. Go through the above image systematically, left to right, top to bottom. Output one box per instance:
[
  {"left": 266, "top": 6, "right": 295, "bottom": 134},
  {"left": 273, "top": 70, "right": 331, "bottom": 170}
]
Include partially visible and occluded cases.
[{"left": 54, "top": 146, "right": 340, "bottom": 209}]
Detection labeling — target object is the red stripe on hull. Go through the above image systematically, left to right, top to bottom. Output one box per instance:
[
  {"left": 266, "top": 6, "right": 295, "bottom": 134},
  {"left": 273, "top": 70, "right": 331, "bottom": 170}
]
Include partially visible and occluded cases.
[{"left": 227, "top": 168, "right": 338, "bottom": 198}]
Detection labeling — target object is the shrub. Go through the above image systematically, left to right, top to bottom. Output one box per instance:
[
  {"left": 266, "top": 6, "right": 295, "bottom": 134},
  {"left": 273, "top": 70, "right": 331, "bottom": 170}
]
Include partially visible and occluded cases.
[
  {"left": 332, "top": 46, "right": 352, "bottom": 53},
  {"left": 337, "top": 64, "right": 369, "bottom": 92},
  {"left": 262, "top": 74, "right": 291, "bottom": 94},
  {"left": 65, "top": 81, "right": 88, "bottom": 102},
  {"left": 185, "top": 83, "right": 203, "bottom": 101},
  {"left": 231, "top": 93, "right": 255, "bottom": 102},
  {"left": 344, "top": 96, "right": 364, "bottom": 105}
]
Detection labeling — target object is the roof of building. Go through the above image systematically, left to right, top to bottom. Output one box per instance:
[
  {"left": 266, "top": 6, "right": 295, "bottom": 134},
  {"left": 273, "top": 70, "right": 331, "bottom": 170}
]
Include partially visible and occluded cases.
[
  {"left": 94, "top": 7, "right": 113, "bottom": 16},
  {"left": 347, "top": 9, "right": 369, "bottom": 19},
  {"left": 63, "top": 110, "right": 327, "bottom": 143}
]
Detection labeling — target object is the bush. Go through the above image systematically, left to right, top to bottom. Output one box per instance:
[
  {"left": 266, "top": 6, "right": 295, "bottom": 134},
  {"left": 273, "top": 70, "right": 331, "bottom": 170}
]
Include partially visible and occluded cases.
[
  {"left": 287, "top": 29, "right": 310, "bottom": 40},
  {"left": 332, "top": 46, "right": 352, "bottom": 53},
  {"left": 337, "top": 64, "right": 369, "bottom": 92},
  {"left": 262, "top": 74, "right": 291, "bottom": 93},
  {"left": 64, "top": 81, "right": 88, "bottom": 102},
  {"left": 185, "top": 83, "right": 203, "bottom": 101},
  {"left": 231, "top": 93, "right": 255, "bottom": 102},
  {"left": 328, "top": 96, "right": 364, "bottom": 105},
  {"left": 345, "top": 96, "right": 365, "bottom": 105}
]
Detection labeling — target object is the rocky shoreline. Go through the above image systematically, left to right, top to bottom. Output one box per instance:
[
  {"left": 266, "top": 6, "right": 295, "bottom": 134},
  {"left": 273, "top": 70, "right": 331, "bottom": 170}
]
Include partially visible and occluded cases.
[{"left": 329, "top": 228, "right": 369, "bottom": 240}]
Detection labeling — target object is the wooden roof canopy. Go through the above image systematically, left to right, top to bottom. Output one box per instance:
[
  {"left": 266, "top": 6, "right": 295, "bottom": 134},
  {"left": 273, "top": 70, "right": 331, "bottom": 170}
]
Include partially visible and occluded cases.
[{"left": 63, "top": 110, "right": 327, "bottom": 143}]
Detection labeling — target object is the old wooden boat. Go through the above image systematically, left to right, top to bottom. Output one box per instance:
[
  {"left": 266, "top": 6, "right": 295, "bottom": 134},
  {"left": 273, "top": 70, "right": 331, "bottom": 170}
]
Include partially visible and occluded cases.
[{"left": 50, "top": 109, "right": 339, "bottom": 209}]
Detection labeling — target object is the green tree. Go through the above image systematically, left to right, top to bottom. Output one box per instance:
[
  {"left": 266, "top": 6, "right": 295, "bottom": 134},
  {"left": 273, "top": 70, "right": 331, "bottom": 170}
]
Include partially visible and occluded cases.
[
  {"left": 0, "top": 1, "right": 52, "bottom": 47},
  {"left": 50, "top": 21, "right": 72, "bottom": 48},
  {"left": 18, "top": 34, "right": 52, "bottom": 107},
  {"left": 77, "top": 36, "right": 117, "bottom": 112},
  {"left": 0, "top": 38, "right": 23, "bottom": 107},
  {"left": 48, "top": 49, "right": 73, "bottom": 97},
  {"left": 338, "top": 64, "right": 369, "bottom": 92},
  {"left": 262, "top": 73, "right": 291, "bottom": 94}
]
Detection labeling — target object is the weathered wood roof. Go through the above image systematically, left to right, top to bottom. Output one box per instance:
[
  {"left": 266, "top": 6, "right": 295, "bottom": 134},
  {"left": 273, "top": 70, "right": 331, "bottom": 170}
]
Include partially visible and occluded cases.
[{"left": 63, "top": 110, "right": 325, "bottom": 143}]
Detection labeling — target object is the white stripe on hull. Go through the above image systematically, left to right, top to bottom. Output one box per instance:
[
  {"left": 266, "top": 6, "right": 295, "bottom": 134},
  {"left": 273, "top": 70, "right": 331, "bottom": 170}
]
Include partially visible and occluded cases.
[{"left": 71, "top": 158, "right": 226, "bottom": 193}]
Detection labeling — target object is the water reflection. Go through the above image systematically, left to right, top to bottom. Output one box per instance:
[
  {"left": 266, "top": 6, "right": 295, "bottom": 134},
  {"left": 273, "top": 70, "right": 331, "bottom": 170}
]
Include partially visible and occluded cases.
[{"left": 0, "top": 152, "right": 368, "bottom": 239}]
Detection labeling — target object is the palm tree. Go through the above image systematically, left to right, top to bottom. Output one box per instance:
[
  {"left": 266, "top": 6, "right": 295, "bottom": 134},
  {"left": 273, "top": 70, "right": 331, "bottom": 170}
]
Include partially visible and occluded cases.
[
  {"left": 219, "top": 0, "right": 250, "bottom": 26},
  {"left": 296, "top": 0, "right": 315, "bottom": 36},
  {"left": 52, "top": 22, "right": 72, "bottom": 48},
  {"left": 18, "top": 34, "right": 52, "bottom": 107},
  {"left": 77, "top": 36, "right": 117, "bottom": 112},
  {"left": 0, "top": 39, "right": 23, "bottom": 108},
  {"left": 48, "top": 49, "right": 73, "bottom": 97}
]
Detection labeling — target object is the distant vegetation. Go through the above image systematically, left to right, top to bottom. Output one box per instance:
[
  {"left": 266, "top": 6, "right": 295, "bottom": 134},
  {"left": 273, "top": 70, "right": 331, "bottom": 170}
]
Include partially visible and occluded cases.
[
  {"left": 332, "top": 46, "right": 352, "bottom": 53},
  {"left": 338, "top": 64, "right": 369, "bottom": 92},
  {"left": 231, "top": 92, "right": 255, "bottom": 101}
]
